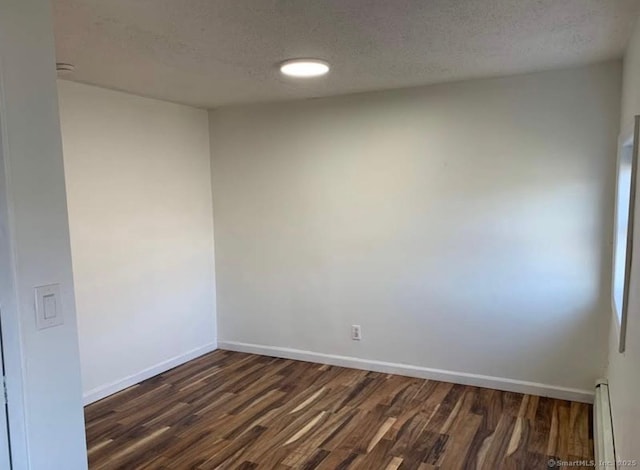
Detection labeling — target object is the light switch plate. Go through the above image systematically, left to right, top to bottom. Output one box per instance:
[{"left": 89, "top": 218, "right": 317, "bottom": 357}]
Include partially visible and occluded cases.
[{"left": 35, "top": 284, "right": 63, "bottom": 330}]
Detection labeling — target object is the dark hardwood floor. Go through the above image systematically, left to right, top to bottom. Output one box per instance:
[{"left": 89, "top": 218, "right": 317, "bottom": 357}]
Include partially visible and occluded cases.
[{"left": 85, "top": 350, "right": 593, "bottom": 469}]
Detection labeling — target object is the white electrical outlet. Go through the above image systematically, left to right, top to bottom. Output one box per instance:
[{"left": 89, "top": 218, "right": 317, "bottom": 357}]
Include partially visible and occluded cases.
[{"left": 351, "top": 325, "right": 362, "bottom": 341}]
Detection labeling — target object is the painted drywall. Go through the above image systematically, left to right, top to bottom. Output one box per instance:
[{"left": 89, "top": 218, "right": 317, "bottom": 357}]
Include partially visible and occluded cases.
[
  {"left": 0, "top": 1, "right": 87, "bottom": 468},
  {"left": 606, "top": 16, "right": 640, "bottom": 462},
  {"left": 210, "top": 62, "right": 620, "bottom": 397},
  {"left": 57, "top": 81, "right": 217, "bottom": 403}
]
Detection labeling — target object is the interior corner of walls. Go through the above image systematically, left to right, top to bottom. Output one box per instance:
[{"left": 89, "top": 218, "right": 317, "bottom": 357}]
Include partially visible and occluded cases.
[{"left": 60, "top": 82, "right": 218, "bottom": 411}]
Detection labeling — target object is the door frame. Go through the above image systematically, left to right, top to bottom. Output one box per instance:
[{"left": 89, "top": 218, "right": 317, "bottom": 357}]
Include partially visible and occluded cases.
[
  {"left": 0, "top": 65, "right": 30, "bottom": 469},
  {"left": 0, "top": 317, "right": 12, "bottom": 468}
]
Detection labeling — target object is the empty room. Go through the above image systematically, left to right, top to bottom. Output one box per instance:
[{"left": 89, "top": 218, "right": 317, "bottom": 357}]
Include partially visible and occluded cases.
[{"left": 1, "top": 0, "right": 640, "bottom": 469}]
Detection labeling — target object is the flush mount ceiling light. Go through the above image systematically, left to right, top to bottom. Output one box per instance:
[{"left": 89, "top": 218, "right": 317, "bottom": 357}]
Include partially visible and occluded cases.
[{"left": 279, "top": 59, "right": 330, "bottom": 78}]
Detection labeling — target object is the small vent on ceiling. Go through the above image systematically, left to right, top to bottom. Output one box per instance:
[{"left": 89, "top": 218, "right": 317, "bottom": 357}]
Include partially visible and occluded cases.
[{"left": 56, "top": 63, "right": 75, "bottom": 74}]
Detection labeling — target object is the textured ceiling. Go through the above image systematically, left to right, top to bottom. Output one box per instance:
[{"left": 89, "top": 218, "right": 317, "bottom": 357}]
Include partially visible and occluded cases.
[{"left": 53, "top": 0, "right": 640, "bottom": 108}]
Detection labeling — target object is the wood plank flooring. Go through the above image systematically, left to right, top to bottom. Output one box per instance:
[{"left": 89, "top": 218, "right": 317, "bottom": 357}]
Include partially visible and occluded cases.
[{"left": 85, "top": 350, "right": 593, "bottom": 469}]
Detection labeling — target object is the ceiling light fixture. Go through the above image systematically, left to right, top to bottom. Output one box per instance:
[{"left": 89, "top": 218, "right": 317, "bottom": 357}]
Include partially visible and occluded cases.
[{"left": 279, "top": 59, "right": 330, "bottom": 78}]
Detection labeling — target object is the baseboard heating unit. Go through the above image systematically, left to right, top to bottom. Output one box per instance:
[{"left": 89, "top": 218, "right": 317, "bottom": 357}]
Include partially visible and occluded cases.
[{"left": 594, "top": 379, "right": 615, "bottom": 469}]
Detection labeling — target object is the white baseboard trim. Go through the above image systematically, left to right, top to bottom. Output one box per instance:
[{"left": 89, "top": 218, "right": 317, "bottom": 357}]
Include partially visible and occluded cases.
[
  {"left": 218, "top": 340, "right": 594, "bottom": 403},
  {"left": 83, "top": 341, "right": 218, "bottom": 405}
]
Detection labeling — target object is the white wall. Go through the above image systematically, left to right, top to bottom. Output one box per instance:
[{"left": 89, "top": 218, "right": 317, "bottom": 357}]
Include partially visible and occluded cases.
[
  {"left": 0, "top": 1, "right": 87, "bottom": 468},
  {"left": 607, "top": 17, "right": 640, "bottom": 461},
  {"left": 210, "top": 62, "right": 620, "bottom": 400},
  {"left": 58, "top": 81, "right": 217, "bottom": 403}
]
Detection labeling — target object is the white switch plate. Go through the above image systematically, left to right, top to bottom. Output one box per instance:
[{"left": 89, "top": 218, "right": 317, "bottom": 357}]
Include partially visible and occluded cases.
[{"left": 35, "top": 284, "right": 63, "bottom": 330}]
